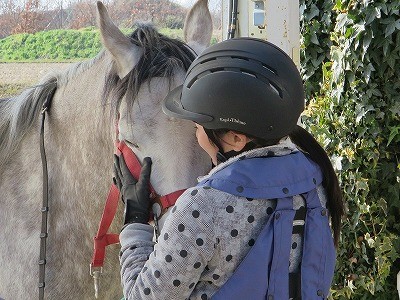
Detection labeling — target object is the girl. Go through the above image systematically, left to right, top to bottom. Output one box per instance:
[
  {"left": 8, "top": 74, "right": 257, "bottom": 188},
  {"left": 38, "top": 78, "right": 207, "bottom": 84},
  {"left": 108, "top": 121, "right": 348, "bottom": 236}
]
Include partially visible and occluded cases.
[{"left": 114, "top": 38, "right": 344, "bottom": 300}]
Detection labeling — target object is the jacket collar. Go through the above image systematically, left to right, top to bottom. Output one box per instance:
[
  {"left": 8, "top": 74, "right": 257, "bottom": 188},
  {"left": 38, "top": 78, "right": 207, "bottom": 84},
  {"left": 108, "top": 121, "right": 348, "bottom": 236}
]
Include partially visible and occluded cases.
[
  {"left": 198, "top": 137, "right": 298, "bottom": 182},
  {"left": 197, "top": 138, "right": 323, "bottom": 199}
]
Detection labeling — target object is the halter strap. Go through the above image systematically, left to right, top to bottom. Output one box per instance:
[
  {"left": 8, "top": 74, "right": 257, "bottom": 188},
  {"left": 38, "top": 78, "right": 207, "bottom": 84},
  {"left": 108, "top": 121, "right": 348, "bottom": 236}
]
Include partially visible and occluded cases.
[
  {"left": 90, "top": 133, "right": 185, "bottom": 297},
  {"left": 115, "top": 140, "right": 186, "bottom": 207}
]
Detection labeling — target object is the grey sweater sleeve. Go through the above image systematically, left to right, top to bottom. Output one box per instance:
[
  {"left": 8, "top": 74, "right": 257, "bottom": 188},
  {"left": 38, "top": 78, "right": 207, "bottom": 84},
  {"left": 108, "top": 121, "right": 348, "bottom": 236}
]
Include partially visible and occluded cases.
[{"left": 119, "top": 188, "right": 216, "bottom": 299}]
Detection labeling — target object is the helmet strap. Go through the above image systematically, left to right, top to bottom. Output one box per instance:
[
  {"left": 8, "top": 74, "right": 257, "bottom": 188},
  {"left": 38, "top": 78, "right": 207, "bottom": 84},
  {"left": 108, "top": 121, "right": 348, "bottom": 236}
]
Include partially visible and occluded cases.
[
  {"left": 204, "top": 128, "right": 225, "bottom": 152},
  {"left": 216, "top": 152, "right": 228, "bottom": 164}
]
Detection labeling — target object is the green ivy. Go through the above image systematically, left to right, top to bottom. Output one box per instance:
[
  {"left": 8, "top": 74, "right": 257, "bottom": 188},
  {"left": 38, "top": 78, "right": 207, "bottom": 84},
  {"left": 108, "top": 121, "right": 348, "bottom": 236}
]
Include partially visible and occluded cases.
[{"left": 300, "top": 0, "right": 400, "bottom": 298}]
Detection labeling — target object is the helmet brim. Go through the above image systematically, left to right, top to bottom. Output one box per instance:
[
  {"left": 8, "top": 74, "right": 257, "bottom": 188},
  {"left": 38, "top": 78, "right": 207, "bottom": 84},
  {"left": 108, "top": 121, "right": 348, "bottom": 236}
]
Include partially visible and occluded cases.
[{"left": 162, "top": 85, "right": 214, "bottom": 123}]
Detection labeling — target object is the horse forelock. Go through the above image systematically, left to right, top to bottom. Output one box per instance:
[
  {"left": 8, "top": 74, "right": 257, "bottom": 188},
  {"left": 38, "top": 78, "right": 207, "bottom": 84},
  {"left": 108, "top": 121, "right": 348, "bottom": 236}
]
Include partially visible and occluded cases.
[{"left": 102, "top": 24, "right": 196, "bottom": 119}]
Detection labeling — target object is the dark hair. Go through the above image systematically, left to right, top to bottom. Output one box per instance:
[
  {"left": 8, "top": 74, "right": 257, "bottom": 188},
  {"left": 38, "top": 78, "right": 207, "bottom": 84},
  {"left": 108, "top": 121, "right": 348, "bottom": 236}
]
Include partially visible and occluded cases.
[
  {"left": 207, "top": 125, "right": 344, "bottom": 247},
  {"left": 289, "top": 125, "right": 343, "bottom": 247},
  {"left": 205, "top": 128, "right": 280, "bottom": 153}
]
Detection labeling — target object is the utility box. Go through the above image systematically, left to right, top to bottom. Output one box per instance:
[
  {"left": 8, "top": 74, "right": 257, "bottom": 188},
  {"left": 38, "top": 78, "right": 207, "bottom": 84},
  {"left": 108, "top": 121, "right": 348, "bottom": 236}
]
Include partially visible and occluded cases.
[{"left": 221, "top": 0, "right": 300, "bottom": 68}]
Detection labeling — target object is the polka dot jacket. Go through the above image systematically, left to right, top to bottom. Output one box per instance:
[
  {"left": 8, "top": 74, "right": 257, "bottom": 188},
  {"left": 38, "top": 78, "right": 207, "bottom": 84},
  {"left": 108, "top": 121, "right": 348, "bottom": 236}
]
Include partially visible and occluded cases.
[{"left": 119, "top": 139, "right": 328, "bottom": 300}]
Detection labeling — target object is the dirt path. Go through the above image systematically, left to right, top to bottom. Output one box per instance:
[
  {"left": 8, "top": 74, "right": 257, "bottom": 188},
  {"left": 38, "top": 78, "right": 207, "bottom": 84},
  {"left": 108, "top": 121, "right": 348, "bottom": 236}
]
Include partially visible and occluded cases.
[
  {"left": 0, "top": 62, "right": 73, "bottom": 97},
  {"left": 0, "top": 62, "right": 72, "bottom": 85}
]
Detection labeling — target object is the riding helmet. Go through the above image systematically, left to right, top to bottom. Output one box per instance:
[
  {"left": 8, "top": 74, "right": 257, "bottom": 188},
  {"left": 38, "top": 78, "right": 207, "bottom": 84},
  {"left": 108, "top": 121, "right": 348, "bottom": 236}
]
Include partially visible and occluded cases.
[{"left": 162, "top": 37, "right": 304, "bottom": 141}]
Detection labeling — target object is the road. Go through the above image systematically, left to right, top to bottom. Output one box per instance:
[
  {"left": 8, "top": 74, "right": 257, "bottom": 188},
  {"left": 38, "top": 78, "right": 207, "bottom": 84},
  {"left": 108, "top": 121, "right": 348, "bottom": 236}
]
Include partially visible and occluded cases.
[{"left": 0, "top": 62, "right": 72, "bottom": 85}]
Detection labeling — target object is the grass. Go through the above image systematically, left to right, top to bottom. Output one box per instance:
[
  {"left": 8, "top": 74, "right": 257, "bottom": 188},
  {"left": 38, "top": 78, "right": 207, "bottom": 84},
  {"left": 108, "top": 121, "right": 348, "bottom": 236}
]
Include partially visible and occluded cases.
[
  {"left": 0, "top": 27, "right": 220, "bottom": 63},
  {"left": 0, "top": 27, "right": 186, "bottom": 63},
  {"left": 0, "top": 83, "right": 26, "bottom": 98}
]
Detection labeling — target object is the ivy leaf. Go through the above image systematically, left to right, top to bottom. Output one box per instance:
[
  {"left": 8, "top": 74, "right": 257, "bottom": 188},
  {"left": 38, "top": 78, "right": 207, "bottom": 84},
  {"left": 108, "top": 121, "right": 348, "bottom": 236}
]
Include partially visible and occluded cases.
[
  {"left": 333, "top": 0, "right": 344, "bottom": 12},
  {"left": 380, "top": 3, "right": 388, "bottom": 15},
  {"left": 307, "top": 4, "right": 320, "bottom": 21},
  {"left": 365, "top": 7, "right": 381, "bottom": 25},
  {"left": 336, "top": 13, "right": 349, "bottom": 31},
  {"left": 383, "top": 18, "right": 400, "bottom": 37},
  {"left": 353, "top": 24, "right": 365, "bottom": 38},
  {"left": 310, "top": 31, "right": 320, "bottom": 45},
  {"left": 363, "top": 31, "right": 373, "bottom": 53},
  {"left": 382, "top": 39, "right": 391, "bottom": 56},
  {"left": 331, "top": 48, "right": 343, "bottom": 81},
  {"left": 386, "top": 55, "right": 396, "bottom": 69},
  {"left": 363, "top": 63, "right": 375, "bottom": 83},
  {"left": 390, "top": 101, "right": 400, "bottom": 116},
  {"left": 356, "top": 104, "right": 375, "bottom": 124},
  {"left": 387, "top": 126, "right": 399, "bottom": 146},
  {"left": 331, "top": 155, "right": 343, "bottom": 171},
  {"left": 388, "top": 185, "right": 400, "bottom": 207},
  {"left": 377, "top": 198, "right": 388, "bottom": 215}
]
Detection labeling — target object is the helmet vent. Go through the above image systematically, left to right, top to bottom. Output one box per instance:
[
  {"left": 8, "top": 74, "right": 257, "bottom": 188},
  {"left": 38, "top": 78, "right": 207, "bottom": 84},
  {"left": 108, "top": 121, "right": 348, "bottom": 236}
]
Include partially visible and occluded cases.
[
  {"left": 231, "top": 56, "right": 250, "bottom": 62},
  {"left": 199, "top": 57, "right": 217, "bottom": 64},
  {"left": 262, "top": 64, "right": 277, "bottom": 75},
  {"left": 186, "top": 68, "right": 225, "bottom": 88},
  {"left": 198, "top": 70, "right": 212, "bottom": 79},
  {"left": 240, "top": 70, "right": 257, "bottom": 78},
  {"left": 186, "top": 77, "right": 197, "bottom": 88},
  {"left": 269, "top": 81, "right": 282, "bottom": 98}
]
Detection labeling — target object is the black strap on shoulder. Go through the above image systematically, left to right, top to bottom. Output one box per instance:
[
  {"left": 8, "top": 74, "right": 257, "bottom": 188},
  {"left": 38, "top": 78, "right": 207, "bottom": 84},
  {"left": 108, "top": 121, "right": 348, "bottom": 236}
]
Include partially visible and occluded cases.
[
  {"left": 39, "top": 88, "right": 56, "bottom": 300},
  {"left": 289, "top": 196, "right": 307, "bottom": 300}
]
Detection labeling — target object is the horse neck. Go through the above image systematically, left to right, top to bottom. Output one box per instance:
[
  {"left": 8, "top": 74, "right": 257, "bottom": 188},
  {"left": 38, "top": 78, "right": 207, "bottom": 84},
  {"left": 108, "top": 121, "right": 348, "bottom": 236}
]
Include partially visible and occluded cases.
[
  {"left": 0, "top": 54, "right": 122, "bottom": 298},
  {"left": 46, "top": 55, "right": 116, "bottom": 221}
]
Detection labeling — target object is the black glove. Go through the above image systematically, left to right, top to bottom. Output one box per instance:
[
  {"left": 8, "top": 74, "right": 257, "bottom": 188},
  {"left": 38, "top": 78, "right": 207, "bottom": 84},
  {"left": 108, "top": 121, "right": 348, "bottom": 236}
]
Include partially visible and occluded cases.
[{"left": 113, "top": 154, "right": 152, "bottom": 225}]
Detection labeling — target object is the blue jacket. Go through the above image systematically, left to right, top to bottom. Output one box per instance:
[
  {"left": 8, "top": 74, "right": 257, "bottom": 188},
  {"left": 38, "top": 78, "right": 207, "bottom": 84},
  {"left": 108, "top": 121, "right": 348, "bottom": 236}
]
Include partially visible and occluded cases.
[{"left": 199, "top": 150, "right": 336, "bottom": 299}]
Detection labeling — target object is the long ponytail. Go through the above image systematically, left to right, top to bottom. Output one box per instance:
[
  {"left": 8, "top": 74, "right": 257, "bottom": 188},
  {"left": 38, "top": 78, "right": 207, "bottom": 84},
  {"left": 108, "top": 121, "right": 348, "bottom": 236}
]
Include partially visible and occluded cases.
[
  {"left": 204, "top": 124, "right": 344, "bottom": 246},
  {"left": 290, "top": 125, "right": 344, "bottom": 247}
]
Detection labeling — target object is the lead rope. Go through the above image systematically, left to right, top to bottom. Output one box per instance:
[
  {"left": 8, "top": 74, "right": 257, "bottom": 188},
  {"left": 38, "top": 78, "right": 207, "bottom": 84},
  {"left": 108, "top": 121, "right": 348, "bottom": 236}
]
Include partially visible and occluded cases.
[{"left": 38, "top": 90, "right": 55, "bottom": 300}]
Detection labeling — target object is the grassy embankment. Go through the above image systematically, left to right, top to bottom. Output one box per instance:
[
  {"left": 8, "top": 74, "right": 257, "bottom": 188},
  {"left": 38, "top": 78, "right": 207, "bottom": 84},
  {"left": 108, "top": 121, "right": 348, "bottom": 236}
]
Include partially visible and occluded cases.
[{"left": 0, "top": 27, "right": 186, "bottom": 97}]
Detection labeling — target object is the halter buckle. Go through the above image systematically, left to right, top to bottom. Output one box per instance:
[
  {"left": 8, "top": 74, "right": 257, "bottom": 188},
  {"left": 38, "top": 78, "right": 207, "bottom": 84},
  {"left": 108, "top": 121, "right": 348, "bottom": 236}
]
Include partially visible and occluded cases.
[{"left": 90, "top": 265, "right": 103, "bottom": 299}]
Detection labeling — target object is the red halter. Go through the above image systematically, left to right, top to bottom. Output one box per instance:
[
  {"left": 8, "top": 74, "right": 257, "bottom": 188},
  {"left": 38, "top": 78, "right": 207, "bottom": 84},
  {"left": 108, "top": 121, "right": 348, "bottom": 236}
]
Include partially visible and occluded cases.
[{"left": 90, "top": 138, "right": 185, "bottom": 286}]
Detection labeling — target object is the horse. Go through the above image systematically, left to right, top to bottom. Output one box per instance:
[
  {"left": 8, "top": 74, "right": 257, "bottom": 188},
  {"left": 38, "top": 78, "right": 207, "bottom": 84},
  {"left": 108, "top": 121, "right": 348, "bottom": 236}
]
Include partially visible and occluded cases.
[{"left": 0, "top": 0, "right": 212, "bottom": 298}]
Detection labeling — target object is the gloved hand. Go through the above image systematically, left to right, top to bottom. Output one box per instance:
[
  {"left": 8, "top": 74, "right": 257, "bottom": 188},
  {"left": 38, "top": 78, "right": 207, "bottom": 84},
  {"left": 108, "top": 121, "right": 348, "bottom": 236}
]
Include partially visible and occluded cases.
[{"left": 113, "top": 154, "right": 152, "bottom": 225}]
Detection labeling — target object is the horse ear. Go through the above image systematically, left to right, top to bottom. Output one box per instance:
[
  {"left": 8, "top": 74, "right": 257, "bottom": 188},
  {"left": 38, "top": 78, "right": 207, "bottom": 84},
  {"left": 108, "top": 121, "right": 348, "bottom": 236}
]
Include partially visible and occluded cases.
[
  {"left": 183, "top": 0, "right": 213, "bottom": 55},
  {"left": 96, "top": 1, "right": 142, "bottom": 78}
]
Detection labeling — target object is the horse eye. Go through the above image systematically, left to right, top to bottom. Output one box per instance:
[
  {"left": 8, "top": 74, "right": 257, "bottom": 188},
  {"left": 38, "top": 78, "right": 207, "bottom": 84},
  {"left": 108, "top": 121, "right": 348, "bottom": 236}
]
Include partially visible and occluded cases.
[{"left": 125, "top": 139, "right": 139, "bottom": 148}]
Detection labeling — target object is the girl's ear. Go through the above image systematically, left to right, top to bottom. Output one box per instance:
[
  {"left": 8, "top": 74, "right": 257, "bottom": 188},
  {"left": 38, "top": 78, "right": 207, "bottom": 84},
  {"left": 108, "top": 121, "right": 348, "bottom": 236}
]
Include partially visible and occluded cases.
[{"left": 230, "top": 132, "right": 251, "bottom": 152}]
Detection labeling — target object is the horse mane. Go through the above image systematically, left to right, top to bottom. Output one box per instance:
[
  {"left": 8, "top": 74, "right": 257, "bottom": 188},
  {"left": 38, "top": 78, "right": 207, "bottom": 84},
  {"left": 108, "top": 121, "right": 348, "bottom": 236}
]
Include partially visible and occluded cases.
[
  {"left": 103, "top": 23, "right": 196, "bottom": 118},
  {"left": 0, "top": 77, "right": 56, "bottom": 168}
]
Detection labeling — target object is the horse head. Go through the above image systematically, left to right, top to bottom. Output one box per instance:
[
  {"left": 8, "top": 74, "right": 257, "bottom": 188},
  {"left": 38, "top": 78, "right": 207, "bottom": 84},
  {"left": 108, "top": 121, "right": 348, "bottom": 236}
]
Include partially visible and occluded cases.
[{"left": 98, "top": 0, "right": 213, "bottom": 207}]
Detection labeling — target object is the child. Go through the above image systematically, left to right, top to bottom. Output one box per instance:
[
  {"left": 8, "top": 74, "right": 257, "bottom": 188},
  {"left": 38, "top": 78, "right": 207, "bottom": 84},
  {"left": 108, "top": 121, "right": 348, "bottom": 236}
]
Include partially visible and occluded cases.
[{"left": 114, "top": 38, "right": 344, "bottom": 299}]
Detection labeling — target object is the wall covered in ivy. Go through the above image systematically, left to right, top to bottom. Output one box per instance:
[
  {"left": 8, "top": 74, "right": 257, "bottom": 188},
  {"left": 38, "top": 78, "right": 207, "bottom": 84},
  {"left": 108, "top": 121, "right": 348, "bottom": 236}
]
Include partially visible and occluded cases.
[{"left": 299, "top": 0, "right": 400, "bottom": 298}]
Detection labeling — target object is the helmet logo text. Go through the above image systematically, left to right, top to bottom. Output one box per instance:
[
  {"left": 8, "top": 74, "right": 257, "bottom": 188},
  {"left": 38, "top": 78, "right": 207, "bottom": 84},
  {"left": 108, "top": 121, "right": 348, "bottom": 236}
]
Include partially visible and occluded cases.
[{"left": 219, "top": 117, "right": 246, "bottom": 126}]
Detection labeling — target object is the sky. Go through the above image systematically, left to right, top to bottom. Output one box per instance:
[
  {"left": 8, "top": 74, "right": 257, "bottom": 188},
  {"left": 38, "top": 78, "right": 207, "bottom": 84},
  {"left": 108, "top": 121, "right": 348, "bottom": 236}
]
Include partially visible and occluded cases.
[
  {"left": 0, "top": 0, "right": 222, "bottom": 14},
  {"left": 7, "top": 0, "right": 221, "bottom": 9},
  {"left": 172, "top": 0, "right": 221, "bottom": 11}
]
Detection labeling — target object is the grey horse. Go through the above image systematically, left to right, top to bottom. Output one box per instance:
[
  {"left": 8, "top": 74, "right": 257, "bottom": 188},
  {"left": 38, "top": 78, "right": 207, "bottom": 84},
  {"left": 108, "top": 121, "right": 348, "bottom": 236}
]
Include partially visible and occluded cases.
[{"left": 0, "top": 0, "right": 212, "bottom": 298}]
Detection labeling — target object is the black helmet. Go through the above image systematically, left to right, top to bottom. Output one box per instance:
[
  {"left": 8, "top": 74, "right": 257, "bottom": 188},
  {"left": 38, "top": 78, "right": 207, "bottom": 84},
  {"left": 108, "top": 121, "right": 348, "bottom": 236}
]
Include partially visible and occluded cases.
[{"left": 162, "top": 38, "right": 304, "bottom": 141}]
